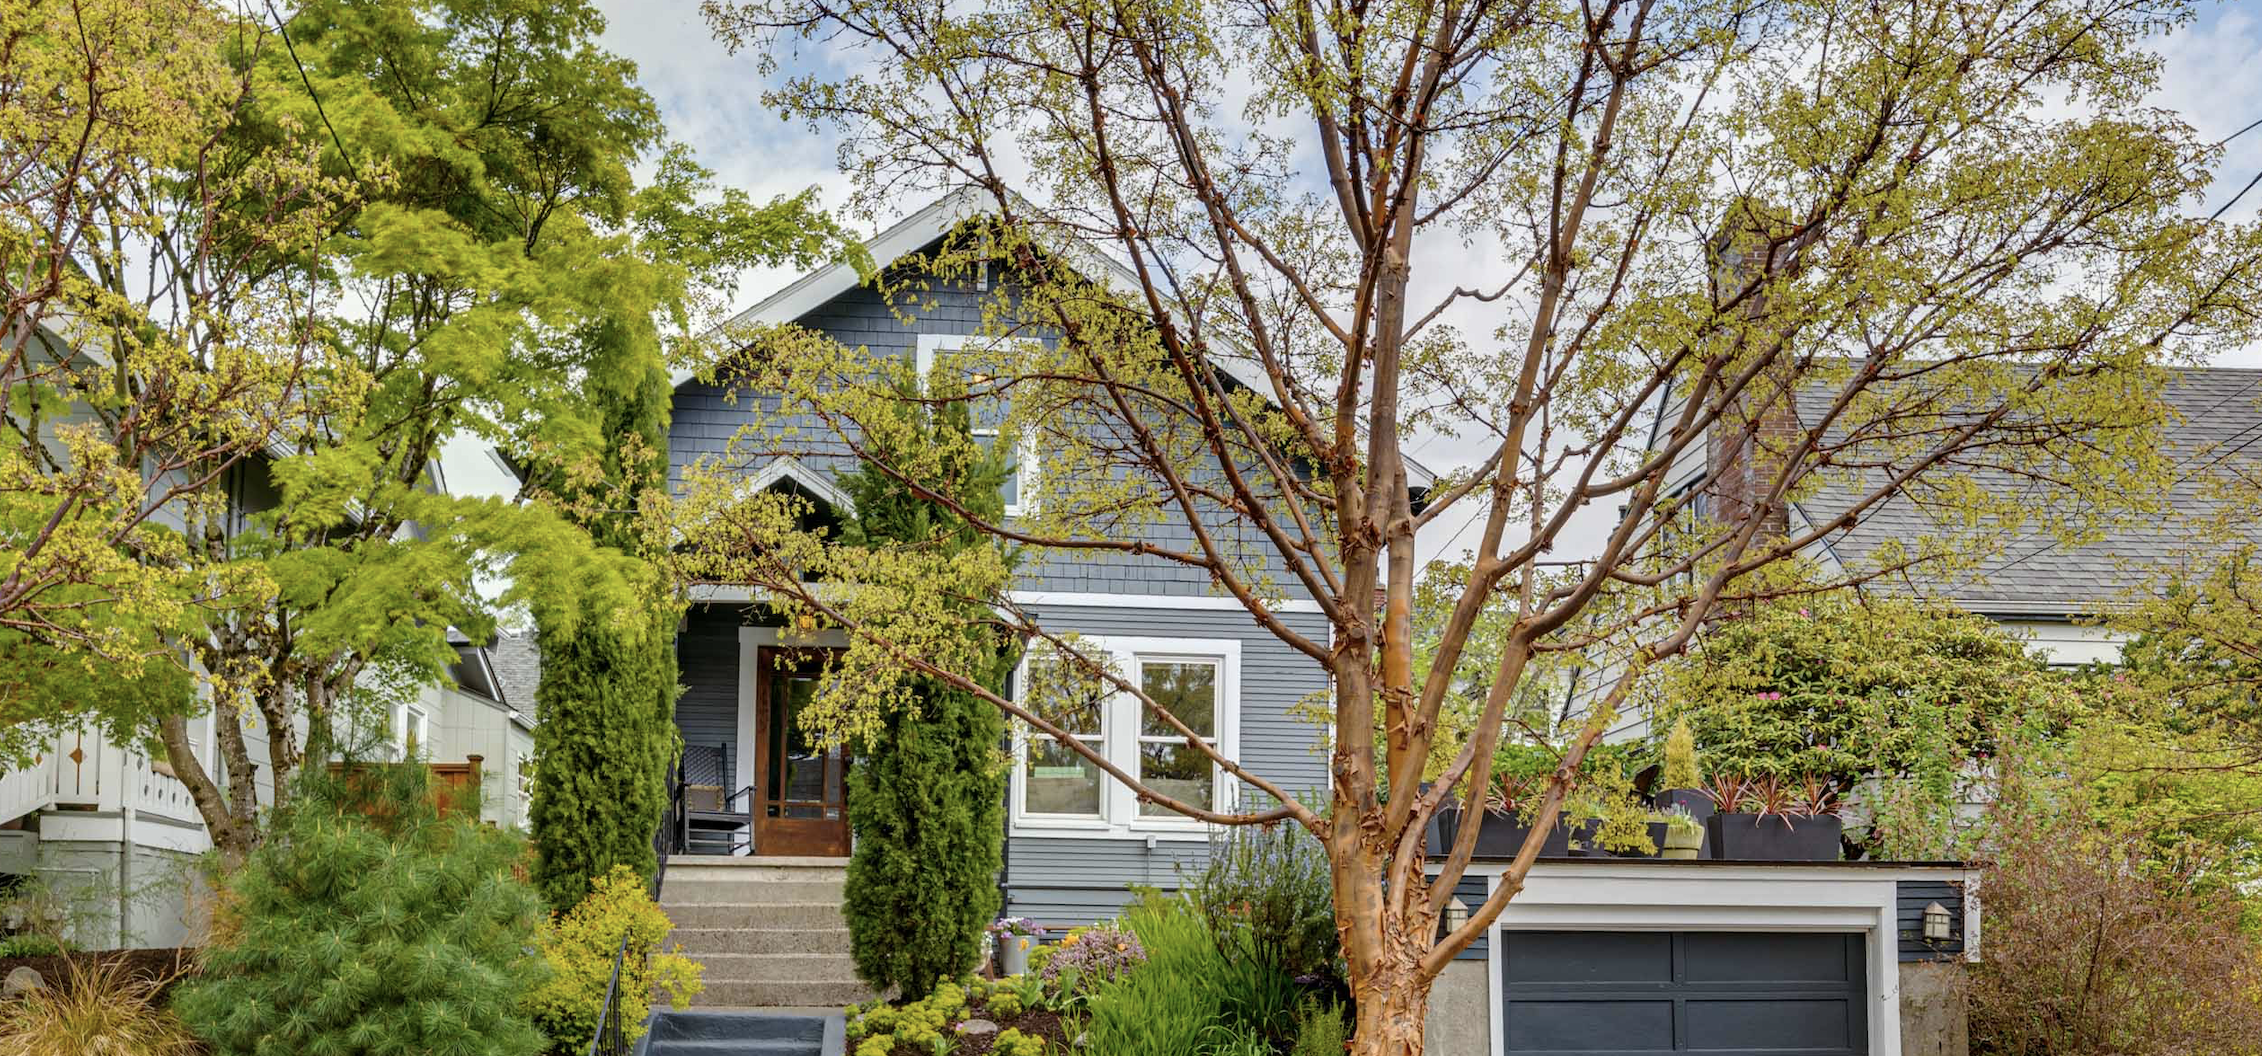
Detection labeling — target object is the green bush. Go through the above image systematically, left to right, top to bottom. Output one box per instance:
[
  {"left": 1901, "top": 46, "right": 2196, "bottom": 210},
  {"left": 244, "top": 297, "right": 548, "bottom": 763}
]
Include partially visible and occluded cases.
[
  {"left": 836, "top": 405, "right": 1015, "bottom": 1002},
  {"left": 529, "top": 617, "right": 677, "bottom": 911},
  {"left": 177, "top": 764, "right": 548, "bottom": 1056},
  {"left": 1182, "top": 821, "right": 1338, "bottom": 983},
  {"left": 525, "top": 865, "right": 704, "bottom": 1053},
  {"left": 1085, "top": 893, "right": 1304, "bottom": 1056},
  {"left": 0, "top": 934, "right": 66, "bottom": 959},
  {"left": 1288, "top": 996, "right": 1347, "bottom": 1056}
]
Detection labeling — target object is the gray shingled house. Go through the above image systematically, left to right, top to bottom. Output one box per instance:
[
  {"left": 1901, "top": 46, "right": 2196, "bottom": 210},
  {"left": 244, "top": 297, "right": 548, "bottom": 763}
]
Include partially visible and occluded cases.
[
  {"left": 649, "top": 187, "right": 1407, "bottom": 1007},
  {"left": 647, "top": 188, "right": 2007, "bottom": 1055}
]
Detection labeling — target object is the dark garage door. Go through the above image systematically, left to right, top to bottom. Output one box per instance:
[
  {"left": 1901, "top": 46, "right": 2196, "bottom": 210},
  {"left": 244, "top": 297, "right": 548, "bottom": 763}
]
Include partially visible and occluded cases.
[{"left": 1499, "top": 931, "right": 1867, "bottom": 1055}]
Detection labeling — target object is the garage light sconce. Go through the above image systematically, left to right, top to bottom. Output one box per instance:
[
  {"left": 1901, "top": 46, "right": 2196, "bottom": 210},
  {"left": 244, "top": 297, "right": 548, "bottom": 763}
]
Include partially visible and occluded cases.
[
  {"left": 1445, "top": 898, "right": 1469, "bottom": 931},
  {"left": 1922, "top": 902, "right": 1953, "bottom": 942}
]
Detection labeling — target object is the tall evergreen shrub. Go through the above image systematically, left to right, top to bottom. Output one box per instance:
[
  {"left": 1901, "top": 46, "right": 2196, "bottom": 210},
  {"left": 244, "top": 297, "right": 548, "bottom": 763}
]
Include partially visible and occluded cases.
[
  {"left": 529, "top": 316, "right": 681, "bottom": 910},
  {"left": 839, "top": 388, "right": 1015, "bottom": 999},
  {"left": 178, "top": 764, "right": 548, "bottom": 1056}
]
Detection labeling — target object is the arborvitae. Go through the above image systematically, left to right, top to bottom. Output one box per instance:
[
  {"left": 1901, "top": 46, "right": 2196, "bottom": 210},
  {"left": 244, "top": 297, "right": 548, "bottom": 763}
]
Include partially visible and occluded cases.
[
  {"left": 529, "top": 315, "right": 681, "bottom": 910},
  {"left": 839, "top": 389, "right": 1015, "bottom": 999},
  {"left": 178, "top": 762, "right": 547, "bottom": 1056}
]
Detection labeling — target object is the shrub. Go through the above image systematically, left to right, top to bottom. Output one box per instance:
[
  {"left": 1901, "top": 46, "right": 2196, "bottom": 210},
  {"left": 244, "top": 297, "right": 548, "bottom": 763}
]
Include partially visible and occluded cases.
[
  {"left": 837, "top": 407, "right": 1014, "bottom": 1002},
  {"left": 530, "top": 619, "right": 676, "bottom": 911},
  {"left": 1660, "top": 718, "right": 1701, "bottom": 790},
  {"left": 177, "top": 763, "right": 548, "bottom": 1056},
  {"left": 1968, "top": 788, "right": 2262, "bottom": 1055},
  {"left": 1182, "top": 822, "right": 1338, "bottom": 983},
  {"left": 526, "top": 865, "right": 704, "bottom": 1053},
  {"left": 1084, "top": 894, "right": 1305, "bottom": 1056},
  {"left": 1083, "top": 899, "right": 1224, "bottom": 1056},
  {"left": 1039, "top": 922, "right": 1147, "bottom": 991},
  {"left": 0, "top": 933, "right": 66, "bottom": 959},
  {"left": 0, "top": 955, "right": 197, "bottom": 1056},
  {"left": 844, "top": 978, "right": 968, "bottom": 1054},
  {"left": 1288, "top": 996, "right": 1348, "bottom": 1056},
  {"left": 992, "top": 1027, "right": 1044, "bottom": 1056}
]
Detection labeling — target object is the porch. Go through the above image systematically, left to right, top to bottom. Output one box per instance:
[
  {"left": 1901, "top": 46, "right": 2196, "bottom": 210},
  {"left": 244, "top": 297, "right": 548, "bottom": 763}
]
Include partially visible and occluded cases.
[{"left": 672, "top": 607, "right": 852, "bottom": 858}]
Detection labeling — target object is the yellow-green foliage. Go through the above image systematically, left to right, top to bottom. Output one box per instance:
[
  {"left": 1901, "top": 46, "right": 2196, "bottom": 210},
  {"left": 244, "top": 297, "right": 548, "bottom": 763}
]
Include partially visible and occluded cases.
[
  {"left": 1662, "top": 719, "right": 1702, "bottom": 790},
  {"left": 526, "top": 866, "right": 704, "bottom": 1052},
  {"left": 0, "top": 957, "right": 197, "bottom": 1056},
  {"left": 845, "top": 979, "right": 970, "bottom": 1053},
  {"left": 993, "top": 1028, "right": 1046, "bottom": 1055}
]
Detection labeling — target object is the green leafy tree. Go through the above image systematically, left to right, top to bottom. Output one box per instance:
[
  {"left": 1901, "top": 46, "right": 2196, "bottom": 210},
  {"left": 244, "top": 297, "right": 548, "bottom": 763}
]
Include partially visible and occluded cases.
[
  {"left": 0, "top": 0, "right": 857, "bottom": 864},
  {"left": 0, "top": 0, "right": 340, "bottom": 765},
  {"left": 685, "top": 0, "right": 2262, "bottom": 1048},
  {"left": 837, "top": 389, "right": 1014, "bottom": 1000},
  {"left": 1652, "top": 586, "right": 2063, "bottom": 857},
  {"left": 177, "top": 763, "right": 548, "bottom": 1056}
]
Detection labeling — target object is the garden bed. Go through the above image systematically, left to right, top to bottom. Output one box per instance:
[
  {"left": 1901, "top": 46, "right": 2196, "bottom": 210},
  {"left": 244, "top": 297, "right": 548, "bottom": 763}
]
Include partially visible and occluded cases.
[{"left": 0, "top": 946, "right": 198, "bottom": 1001}]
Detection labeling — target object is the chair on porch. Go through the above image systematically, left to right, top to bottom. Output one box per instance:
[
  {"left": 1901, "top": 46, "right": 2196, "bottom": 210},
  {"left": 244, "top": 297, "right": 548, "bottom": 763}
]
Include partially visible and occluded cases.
[{"left": 679, "top": 743, "right": 752, "bottom": 855}]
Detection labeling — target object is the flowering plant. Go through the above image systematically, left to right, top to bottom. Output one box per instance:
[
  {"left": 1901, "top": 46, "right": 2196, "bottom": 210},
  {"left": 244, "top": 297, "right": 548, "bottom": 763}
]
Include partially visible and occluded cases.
[
  {"left": 987, "top": 916, "right": 1039, "bottom": 937},
  {"left": 1039, "top": 923, "right": 1146, "bottom": 988}
]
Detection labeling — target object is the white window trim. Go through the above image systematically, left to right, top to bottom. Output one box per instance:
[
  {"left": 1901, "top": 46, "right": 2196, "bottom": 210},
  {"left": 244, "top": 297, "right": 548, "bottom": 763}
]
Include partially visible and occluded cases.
[
  {"left": 914, "top": 333, "right": 1038, "bottom": 518},
  {"left": 1008, "top": 635, "right": 1241, "bottom": 841},
  {"left": 399, "top": 703, "right": 430, "bottom": 760}
]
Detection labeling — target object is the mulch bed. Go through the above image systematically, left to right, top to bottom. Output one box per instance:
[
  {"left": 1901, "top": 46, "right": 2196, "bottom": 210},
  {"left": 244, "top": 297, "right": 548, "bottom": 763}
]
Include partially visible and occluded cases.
[
  {"left": 0, "top": 947, "right": 199, "bottom": 1002},
  {"left": 953, "top": 1008, "right": 1069, "bottom": 1056}
]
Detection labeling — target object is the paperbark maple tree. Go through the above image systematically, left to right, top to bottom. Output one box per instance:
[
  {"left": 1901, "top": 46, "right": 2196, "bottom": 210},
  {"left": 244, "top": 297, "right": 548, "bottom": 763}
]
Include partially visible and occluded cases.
[{"left": 687, "top": 0, "right": 2262, "bottom": 1050}]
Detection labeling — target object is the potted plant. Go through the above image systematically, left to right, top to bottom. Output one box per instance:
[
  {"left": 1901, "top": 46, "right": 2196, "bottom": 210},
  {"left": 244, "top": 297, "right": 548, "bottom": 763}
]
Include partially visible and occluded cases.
[
  {"left": 1652, "top": 718, "right": 1714, "bottom": 822},
  {"left": 1433, "top": 772, "right": 1570, "bottom": 858},
  {"left": 1703, "top": 774, "right": 1843, "bottom": 861},
  {"left": 1656, "top": 805, "right": 1704, "bottom": 859},
  {"left": 989, "top": 917, "right": 1040, "bottom": 977}
]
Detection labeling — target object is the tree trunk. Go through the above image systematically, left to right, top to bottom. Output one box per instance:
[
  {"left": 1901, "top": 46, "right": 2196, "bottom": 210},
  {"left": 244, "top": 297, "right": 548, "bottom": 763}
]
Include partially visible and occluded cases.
[{"left": 1350, "top": 962, "right": 1433, "bottom": 1056}]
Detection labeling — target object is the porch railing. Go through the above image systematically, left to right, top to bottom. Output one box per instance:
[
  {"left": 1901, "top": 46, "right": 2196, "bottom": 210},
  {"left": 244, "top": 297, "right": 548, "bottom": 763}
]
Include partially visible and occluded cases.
[{"left": 587, "top": 760, "right": 688, "bottom": 1056}]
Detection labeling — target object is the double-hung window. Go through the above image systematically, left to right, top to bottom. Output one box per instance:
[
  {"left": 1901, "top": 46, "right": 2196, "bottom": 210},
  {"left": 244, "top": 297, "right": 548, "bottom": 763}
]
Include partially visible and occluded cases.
[
  {"left": 915, "top": 333, "right": 1036, "bottom": 516},
  {"left": 1011, "top": 636, "right": 1240, "bottom": 838}
]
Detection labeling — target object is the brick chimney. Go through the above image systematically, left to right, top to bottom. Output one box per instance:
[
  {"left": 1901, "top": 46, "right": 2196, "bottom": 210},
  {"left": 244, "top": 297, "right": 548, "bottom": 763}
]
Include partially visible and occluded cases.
[{"left": 1703, "top": 200, "right": 1802, "bottom": 543}]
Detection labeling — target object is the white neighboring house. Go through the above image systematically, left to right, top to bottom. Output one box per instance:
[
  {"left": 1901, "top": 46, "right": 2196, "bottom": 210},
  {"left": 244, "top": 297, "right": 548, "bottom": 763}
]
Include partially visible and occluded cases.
[
  {"left": 0, "top": 314, "right": 538, "bottom": 946},
  {"left": 0, "top": 627, "right": 535, "bottom": 950}
]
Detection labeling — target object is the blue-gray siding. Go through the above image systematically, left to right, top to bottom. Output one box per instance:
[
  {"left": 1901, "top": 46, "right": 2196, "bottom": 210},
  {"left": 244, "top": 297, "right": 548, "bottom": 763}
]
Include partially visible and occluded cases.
[
  {"left": 669, "top": 245, "right": 1314, "bottom": 600},
  {"left": 1002, "top": 603, "right": 1330, "bottom": 925},
  {"left": 675, "top": 607, "right": 742, "bottom": 774},
  {"left": 1447, "top": 872, "right": 1489, "bottom": 962},
  {"left": 1894, "top": 879, "right": 1965, "bottom": 961}
]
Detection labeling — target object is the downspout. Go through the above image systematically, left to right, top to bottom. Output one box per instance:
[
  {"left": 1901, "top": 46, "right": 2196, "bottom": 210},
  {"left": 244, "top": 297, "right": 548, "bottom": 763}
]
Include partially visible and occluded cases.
[{"left": 119, "top": 790, "right": 134, "bottom": 948}]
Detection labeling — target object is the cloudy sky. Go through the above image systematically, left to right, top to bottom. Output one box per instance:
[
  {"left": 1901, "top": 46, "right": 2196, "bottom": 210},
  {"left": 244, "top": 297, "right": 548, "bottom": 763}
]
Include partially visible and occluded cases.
[{"left": 442, "top": 0, "right": 2262, "bottom": 566}]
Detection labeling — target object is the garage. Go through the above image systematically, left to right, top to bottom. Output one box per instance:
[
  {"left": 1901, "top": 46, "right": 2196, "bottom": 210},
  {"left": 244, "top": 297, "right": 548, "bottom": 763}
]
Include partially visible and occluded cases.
[{"left": 1498, "top": 930, "right": 1867, "bottom": 1055}]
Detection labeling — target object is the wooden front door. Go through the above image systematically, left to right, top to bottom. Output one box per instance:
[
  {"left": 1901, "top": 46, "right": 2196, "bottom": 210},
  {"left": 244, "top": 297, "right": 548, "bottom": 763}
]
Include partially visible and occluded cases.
[{"left": 752, "top": 648, "right": 851, "bottom": 856}]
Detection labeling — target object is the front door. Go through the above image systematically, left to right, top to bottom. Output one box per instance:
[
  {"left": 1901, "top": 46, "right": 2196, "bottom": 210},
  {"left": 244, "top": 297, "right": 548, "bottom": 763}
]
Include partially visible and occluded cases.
[{"left": 752, "top": 648, "right": 851, "bottom": 856}]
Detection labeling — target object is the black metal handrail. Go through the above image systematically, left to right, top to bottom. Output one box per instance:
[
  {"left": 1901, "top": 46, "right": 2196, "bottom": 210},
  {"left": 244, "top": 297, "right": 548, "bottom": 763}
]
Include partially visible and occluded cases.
[{"left": 587, "top": 761, "right": 686, "bottom": 1056}]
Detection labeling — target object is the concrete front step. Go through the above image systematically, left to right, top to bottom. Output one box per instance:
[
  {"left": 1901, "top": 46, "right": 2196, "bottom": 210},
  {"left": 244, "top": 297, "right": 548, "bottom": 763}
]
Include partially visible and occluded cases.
[
  {"left": 663, "top": 878, "right": 846, "bottom": 904},
  {"left": 663, "top": 902, "right": 849, "bottom": 930},
  {"left": 672, "top": 927, "right": 852, "bottom": 956},
  {"left": 684, "top": 952, "right": 859, "bottom": 985},
  {"left": 696, "top": 979, "right": 878, "bottom": 1008}
]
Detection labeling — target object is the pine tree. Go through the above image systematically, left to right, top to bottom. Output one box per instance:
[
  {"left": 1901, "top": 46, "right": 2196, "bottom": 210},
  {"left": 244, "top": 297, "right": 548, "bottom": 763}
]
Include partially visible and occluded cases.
[
  {"left": 528, "top": 316, "right": 681, "bottom": 910},
  {"left": 839, "top": 389, "right": 1015, "bottom": 999},
  {"left": 178, "top": 764, "right": 548, "bottom": 1056}
]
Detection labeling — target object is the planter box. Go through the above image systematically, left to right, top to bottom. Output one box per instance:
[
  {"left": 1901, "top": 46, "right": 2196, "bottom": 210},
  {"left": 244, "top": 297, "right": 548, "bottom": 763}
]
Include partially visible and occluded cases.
[
  {"left": 1653, "top": 788, "right": 1716, "bottom": 823},
  {"left": 1435, "top": 806, "right": 1570, "bottom": 858},
  {"left": 1707, "top": 813, "right": 1843, "bottom": 862},
  {"left": 1572, "top": 819, "right": 1671, "bottom": 858}
]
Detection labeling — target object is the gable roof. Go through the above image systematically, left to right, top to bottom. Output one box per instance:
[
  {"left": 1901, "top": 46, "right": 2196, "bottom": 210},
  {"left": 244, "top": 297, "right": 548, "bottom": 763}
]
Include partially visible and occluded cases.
[
  {"left": 681, "top": 185, "right": 1437, "bottom": 487},
  {"left": 1797, "top": 365, "right": 2262, "bottom": 618}
]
